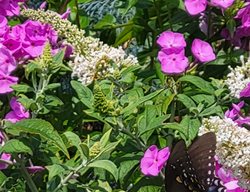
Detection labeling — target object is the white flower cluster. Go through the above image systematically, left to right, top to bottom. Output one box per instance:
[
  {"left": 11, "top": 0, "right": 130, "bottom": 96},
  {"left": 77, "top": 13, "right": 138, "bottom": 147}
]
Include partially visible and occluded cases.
[
  {"left": 21, "top": 8, "right": 138, "bottom": 85},
  {"left": 68, "top": 42, "right": 138, "bottom": 85},
  {"left": 224, "top": 57, "right": 250, "bottom": 98},
  {"left": 199, "top": 116, "right": 250, "bottom": 189}
]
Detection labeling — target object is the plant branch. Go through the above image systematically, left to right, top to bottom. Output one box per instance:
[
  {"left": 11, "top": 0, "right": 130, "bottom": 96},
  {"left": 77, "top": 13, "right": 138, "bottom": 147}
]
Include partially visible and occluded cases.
[{"left": 14, "top": 155, "right": 38, "bottom": 192}]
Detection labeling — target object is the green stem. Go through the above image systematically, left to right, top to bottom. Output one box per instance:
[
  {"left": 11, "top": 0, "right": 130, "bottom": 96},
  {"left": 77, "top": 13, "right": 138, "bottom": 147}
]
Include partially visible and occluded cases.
[
  {"left": 75, "top": 0, "right": 81, "bottom": 29},
  {"left": 15, "top": 156, "right": 38, "bottom": 192}
]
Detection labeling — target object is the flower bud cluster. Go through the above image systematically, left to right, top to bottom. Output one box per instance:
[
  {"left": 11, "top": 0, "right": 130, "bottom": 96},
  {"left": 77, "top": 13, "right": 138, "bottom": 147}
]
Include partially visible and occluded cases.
[
  {"left": 21, "top": 8, "right": 138, "bottom": 85},
  {"left": 199, "top": 116, "right": 250, "bottom": 189}
]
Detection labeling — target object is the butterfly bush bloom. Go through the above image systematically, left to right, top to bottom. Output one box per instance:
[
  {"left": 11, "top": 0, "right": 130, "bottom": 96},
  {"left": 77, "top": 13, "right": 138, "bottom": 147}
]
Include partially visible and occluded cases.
[
  {"left": 184, "top": 0, "right": 207, "bottom": 15},
  {"left": 211, "top": 0, "right": 235, "bottom": 9},
  {"left": 21, "top": 8, "right": 138, "bottom": 85},
  {"left": 191, "top": 39, "right": 216, "bottom": 63},
  {"left": 225, "top": 57, "right": 250, "bottom": 98},
  {"left": 5, "top": 97, "right": 30, "bottom": 123},
  {"left": 199, "top": 117, "right": 250, "bottom": 190},
  {"left": 140, "top": 145, "right": 170, "bottom": 176}
]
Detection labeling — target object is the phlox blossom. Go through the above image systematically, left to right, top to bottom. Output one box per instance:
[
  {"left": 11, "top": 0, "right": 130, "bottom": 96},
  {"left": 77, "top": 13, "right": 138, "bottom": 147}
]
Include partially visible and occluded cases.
[
  {"left": 184, "top": 0, "right": 207, "bottom": 15},
  {"left": 211, "top": 0, "right": 235, "bottom": 9},
  {"left": 157, "top": 31, "right": 186, "bottom": 52},
  {"left": 191, "top": 39, "right": 216, "bottom": 63},
  {"left": 158, "top": 49, "right": 189, "bottom": 75},
  {"left": 240, "top": 82, "right": 250, "bottom": 98},
  {"left": 5, "top": 97, "right": 30, "bottom": 123},
  {"left": 140, "top": 145, "right": 170, "bottom": 176}
]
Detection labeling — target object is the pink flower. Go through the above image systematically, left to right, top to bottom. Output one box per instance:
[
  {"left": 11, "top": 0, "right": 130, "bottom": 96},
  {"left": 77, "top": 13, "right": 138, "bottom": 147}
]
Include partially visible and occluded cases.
[
  {"left": 184, "top": 0, "right": 207, "bottom": 15},
  {"left": 211, "top": 0, "right": 235, "bottom": 9},
  {"left": 0, "top": 16, "right": 8, "bottom": 37},
  {"left": 157, "top": 31, "right": 186, "bottom": 52},
  {"left": 191, "top": 39, "right": 216, "bottom": 63},
  {"left": 0, "top": 47, "right": 17, "bottom": 74},
  {"left": 158, "top": 49, "right": 189, "bottom": 75},
  {"left": 0, "top": 71, "right": 18, "bottom": 94},
  {"left": 240, "top": 82, "right": 250, "bottom": 98},
  {"left": 5, "top": 97, "right": 30, "bottom": 123},
  {"left": 224, "top": 101, "right": 250, "bottom": 126},
  {"left": 225, "top": 101, "right": 244, "bottom": 120},
  {"left": 0, "top": 131, "right": 11, "bottom": 170},
  {"left": 140, "top": 145, "right": 170, "bottom": 176},
  {"left": 0, "top": 153, "right": 11, "bottom": 170},
  {"left": 215, "top": 161, "right": 247, "bottom": 192},
  {"left": 27, "top": 166, "right": 45, "bottom": 174}
]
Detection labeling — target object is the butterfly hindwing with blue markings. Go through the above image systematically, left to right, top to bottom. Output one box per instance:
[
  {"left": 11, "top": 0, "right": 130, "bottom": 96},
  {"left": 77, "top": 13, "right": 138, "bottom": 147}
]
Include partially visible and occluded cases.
[{"left": 165, "top": 132, "right": 227, "bottom": 192}]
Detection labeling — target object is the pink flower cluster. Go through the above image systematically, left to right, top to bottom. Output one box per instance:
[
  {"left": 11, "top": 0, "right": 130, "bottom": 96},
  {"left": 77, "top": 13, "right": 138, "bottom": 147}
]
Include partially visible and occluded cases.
[
  {"left": 0, "top": 0, "right": 26, "bottom": 17},
  {"left": 184, "top": 0, "right": 235, "bottom": 15},
  {"left": 221, "top": 2, "right": 250, "bottom": 49},
  {"left": 0, "top": 14, "right": 59, "bottom": 94},
  {"left": 157, "top": 31, "right": 215, "bottom": 75},
  {"left": 140, "top": 145, "right": 170, "bottom": 176},
  {"left": 215, "top": 160, "right": 247, "bottom": 192}
]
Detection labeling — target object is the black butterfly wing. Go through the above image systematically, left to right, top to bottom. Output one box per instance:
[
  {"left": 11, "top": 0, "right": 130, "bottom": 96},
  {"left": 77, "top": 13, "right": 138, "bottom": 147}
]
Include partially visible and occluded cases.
[
  {"left": 188, "top": 132, "right": 217, "bottom": 191},
  {"left": 165, "top": 140, "right": 194, "bottom": 192}
]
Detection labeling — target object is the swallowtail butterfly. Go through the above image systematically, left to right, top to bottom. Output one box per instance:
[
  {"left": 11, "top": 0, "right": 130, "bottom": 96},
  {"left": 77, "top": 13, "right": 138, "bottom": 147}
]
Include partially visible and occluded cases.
[{"left": 165, "top": 132, "right": 226, "bottom": 192}]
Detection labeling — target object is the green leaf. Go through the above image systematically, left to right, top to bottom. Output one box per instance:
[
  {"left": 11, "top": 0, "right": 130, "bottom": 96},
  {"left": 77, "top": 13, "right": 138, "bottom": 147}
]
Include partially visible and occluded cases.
[
  {"left": 94, "top": 14, "right": 116, "bottom": 29},
  {"left": 115, "top": 25, "right": 134, "bottom": 46},
  {"left": 179, "top": 75, "right": 215, "bottom": 94},
  {"left": 71, "top": 80, "right": 94, "bottom": 109},
  {"left": 45, "top": 83, "right": 61, "bottom": 91},
  {"left": 11, "top": 84, "right": 34, "bottom": 93},
  {"left": 121, "top": 89, "right": 163, "bottom": 115},
  {"left": 177, "top": 94, "right": 196, "bottom": 108},
  {"left": 199, "top": 104, "right": 223, "bottom": 117},
  {"left": 138, "top": 106, "right": 169, "bottom": 135},
  {"left": 187, "top": 118, "right": 200, "bottom": 141},
  {"left": 5, "top": 119, "right": 69, "bottom": 158},
  {"left": 100, "top": 129, "right": 112, "bottom": 148},
  {"left": 63, "top": 131, "right": 88, "bottom": 160},
  {"left": 0, "top": 139, "right": 32, "bottom": 155},
  {"left": 79, "top": 143, "right": 89, "bottom": 160},
  {"left": 88, "top": 160, "right": 118, "bottom": 181},
  {"left": 46, "top": 164, "right": 66, "bottom": 180},
  {"left": 0, "top": 171, "right": 7, "bottom": 185},
  {"left": 138, "top": 186, "right": 162, "bottom": 192}
]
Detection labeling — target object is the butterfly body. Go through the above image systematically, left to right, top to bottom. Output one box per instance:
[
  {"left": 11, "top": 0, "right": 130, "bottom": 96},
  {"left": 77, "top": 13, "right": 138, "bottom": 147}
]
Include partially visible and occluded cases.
[{"left": 165, "top": 132, "right": 226, "bottom": 192}]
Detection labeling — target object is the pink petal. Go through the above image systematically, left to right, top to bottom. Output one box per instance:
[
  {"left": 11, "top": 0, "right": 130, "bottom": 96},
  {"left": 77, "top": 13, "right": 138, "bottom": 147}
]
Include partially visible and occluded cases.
[{"left": 184, "top": 0, "right": 207, "bottom": 15}]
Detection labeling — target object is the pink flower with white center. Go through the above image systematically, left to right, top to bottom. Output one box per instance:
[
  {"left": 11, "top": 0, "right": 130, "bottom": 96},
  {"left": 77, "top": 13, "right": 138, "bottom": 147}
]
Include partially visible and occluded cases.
[
  {"left": 184, "top": 0, "right": 207, "bottom": 15},
  {"left": 210, "top": 0, "right": 235, "bottom": 9},
  {"left": 157, "top": 31, "right": 186, "bottom": 52},
  {"left": 191, "top": 38, "right": 216, "bottom": 63},
  {"left": 158, "top": 49, "right": 189, "bottom": 75},
  {"left": 5, "top": 97, "right": 30, "bottom": 123},
  {"left": 140, "top": 145, "right": 170, "bottom": 176}
]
